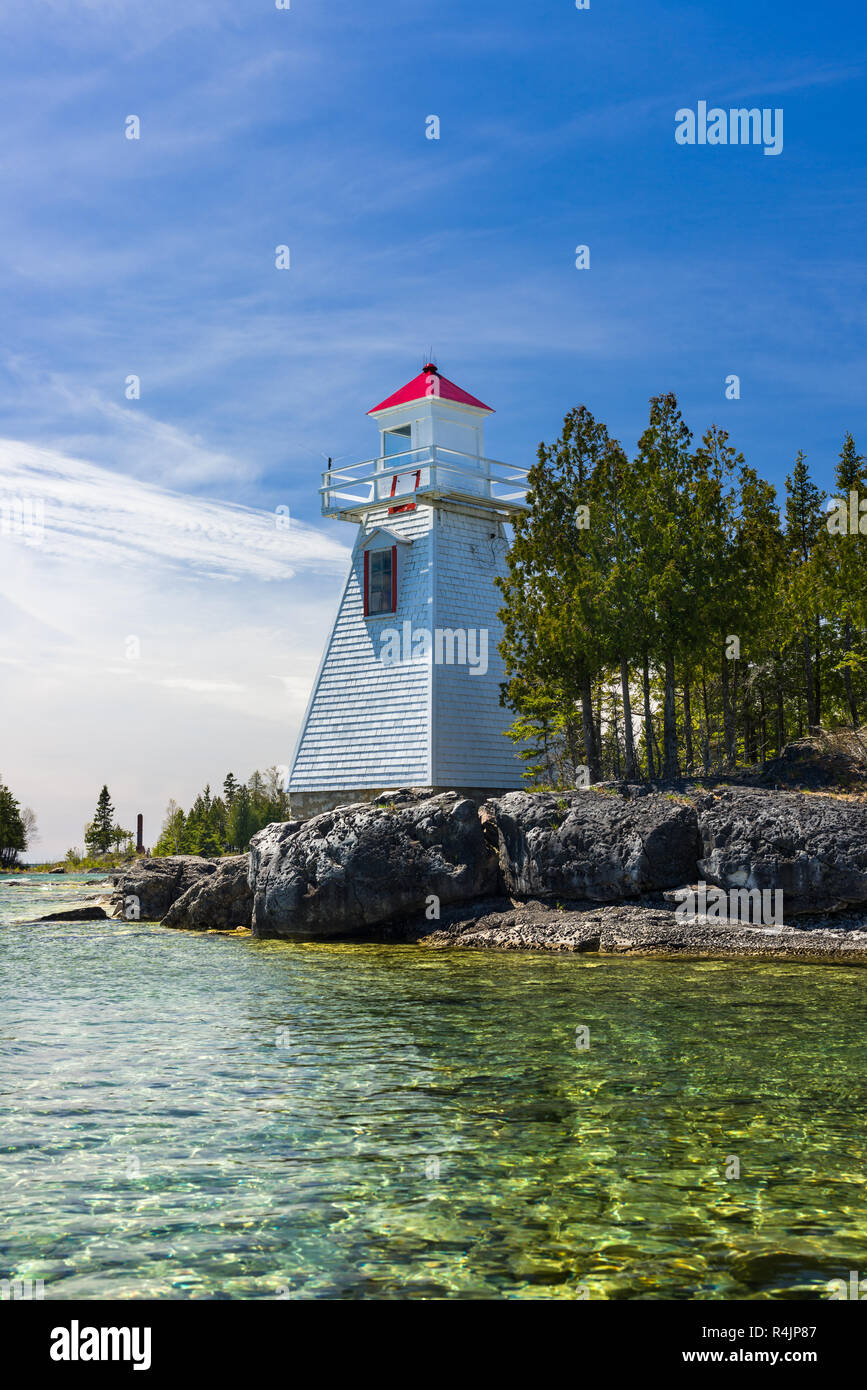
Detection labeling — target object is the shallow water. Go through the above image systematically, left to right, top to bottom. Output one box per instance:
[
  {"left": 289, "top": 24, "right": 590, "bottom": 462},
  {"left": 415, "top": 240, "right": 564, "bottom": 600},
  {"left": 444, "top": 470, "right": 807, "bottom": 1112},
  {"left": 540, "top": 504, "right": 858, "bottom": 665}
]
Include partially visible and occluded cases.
[{"left": 1, "top": 873, "right": 864, "bottom": 1299}]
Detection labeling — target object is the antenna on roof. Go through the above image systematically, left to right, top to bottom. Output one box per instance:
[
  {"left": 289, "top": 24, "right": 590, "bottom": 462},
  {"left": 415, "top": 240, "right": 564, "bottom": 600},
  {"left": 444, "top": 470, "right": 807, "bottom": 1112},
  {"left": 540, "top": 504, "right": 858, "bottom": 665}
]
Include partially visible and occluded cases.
[{"left": 424, "top": 347, "right": 437, "bottom": 373}]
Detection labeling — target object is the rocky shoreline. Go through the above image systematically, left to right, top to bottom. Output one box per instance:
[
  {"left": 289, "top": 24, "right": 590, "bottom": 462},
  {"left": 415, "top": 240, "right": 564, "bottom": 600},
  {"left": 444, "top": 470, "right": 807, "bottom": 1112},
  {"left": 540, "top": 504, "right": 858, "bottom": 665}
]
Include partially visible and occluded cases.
[
  {"left": 79, "top": 784, "right": 867, "bottom": 963},
  {"left": 393, "top": 897, "right": 867, "bottom": 961}
]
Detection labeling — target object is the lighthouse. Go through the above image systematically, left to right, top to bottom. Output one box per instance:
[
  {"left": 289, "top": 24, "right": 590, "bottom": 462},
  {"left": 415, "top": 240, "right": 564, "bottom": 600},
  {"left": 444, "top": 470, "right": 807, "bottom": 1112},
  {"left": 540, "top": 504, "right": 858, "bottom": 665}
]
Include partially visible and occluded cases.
[{"left": 287, "top": 364, "right": 530, "bottom": 818}]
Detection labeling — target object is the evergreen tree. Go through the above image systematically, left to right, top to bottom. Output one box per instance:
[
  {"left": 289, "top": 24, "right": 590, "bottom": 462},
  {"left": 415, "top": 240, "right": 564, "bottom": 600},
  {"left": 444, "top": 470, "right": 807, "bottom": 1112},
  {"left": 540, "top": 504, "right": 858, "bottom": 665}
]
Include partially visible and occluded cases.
[
  {"left": 632, "top": 394, "right": 700, "bottom": 778},
  {"left": 497, "top": 396, "right": 866, "bottom": 787},
  {"left": 498, "top": 405, "right": 613, "bottom": 782},
  {"left": 823, "top": 433, "right": 867, "bottom": 726},
  {"left": 590, "top": 438, "right": 644, "bottom": 779},
  {"left": 784, "top": 452, "right": 826, "bottom": 728},
  {"left": 0, "top": 777, "right": 28, "bottom": 868},
  {"left": 226, "top": 785, "right": 256, "bottom": 851},
  {"left": 85, "top": 786, "right": 117, "bottom": 856},
  {"left": 208, "top": 795, "right": 228, "bottom": 849},
  {"left": 154, "top": 800, "right": 186, "bottom": 855},
  {"left": 197, "top": 824, "right": 223, "bottom": 857}
]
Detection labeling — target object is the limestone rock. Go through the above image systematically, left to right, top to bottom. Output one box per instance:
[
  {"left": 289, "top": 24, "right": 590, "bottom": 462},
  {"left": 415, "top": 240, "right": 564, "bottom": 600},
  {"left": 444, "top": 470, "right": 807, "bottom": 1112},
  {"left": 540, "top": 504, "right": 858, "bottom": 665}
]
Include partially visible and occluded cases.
[
  {"left": 695, "top": 787, "right": 867, "bottom": 913},
  {"left": 480, "top": 789, "right": 700, "bottom": 901},
  {"left": 249, "top": 791, "right": 497, "bottom": 939},
  {"left": 108, "top": 856, "right": 217, "bottom": 921},
  {"left": 161, "top": 856, "right": 253, "bottom": 931},
  {"left": 417, "top": 898, "right": 603, "bottom": 951},
  {"left": 34, "top": 905, "right": 107, "bottom": 922},
  {"left": 598, "top": 910, "right": 867, "bottom": 962}
]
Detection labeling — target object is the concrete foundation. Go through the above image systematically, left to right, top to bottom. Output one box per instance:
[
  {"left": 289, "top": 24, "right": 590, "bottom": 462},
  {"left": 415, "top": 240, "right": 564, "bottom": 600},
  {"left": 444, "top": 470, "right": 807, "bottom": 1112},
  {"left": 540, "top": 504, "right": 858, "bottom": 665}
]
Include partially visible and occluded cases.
[{"left": 287, "top": 785, "right": 519, "bottom": 821}]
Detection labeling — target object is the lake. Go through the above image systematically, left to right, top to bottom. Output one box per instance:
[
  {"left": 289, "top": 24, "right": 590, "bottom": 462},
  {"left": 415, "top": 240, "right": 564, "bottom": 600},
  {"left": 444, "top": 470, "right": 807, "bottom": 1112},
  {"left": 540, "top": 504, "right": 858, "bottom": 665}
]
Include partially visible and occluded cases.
[{"left": 1, "top": 872, "right": 864, "bottom": 1299}]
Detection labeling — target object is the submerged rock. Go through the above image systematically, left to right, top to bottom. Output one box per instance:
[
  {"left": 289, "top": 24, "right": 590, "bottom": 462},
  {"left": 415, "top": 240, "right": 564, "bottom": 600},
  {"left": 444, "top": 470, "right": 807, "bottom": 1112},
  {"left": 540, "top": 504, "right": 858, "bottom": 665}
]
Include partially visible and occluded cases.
[
  {"left": 695, "top": 787, "right": 867, "bottom": 913},
  {"left": 479, "top": 789, "right": 700, "bottom": 901},
  {"left": 249, "top": 790, "right": 498, "bottom": 938},
  {"left": 108, "top": 856, "right": 217, "bottom": 921},
  {"left": 162, "top": 856, "right": 253, "bottom": 931},
  {"left": 34, "top": 905, "right": 107, "bottom": 922}
]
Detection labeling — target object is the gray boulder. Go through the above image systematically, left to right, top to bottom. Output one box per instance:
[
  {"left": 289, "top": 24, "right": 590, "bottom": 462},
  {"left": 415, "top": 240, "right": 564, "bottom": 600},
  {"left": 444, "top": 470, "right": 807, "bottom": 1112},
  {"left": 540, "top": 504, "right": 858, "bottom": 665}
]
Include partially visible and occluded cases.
[
  {"left": 696, "top": 788, "right": 867, "bottom": 913},
  {"left": 479, "top": 789, "right": 700, "bottom": 901},
  {"left": 249, "top": 791, "right": 498, "bottom": 938},
  {"left": 108, "top": 855, "right": 217, "bottom": 921},
  {"left": 162, "top": 856, "right": 252, "bottom": 931},
  {"left": 34, "top": 905, "right": 107, "bottom": 922}
]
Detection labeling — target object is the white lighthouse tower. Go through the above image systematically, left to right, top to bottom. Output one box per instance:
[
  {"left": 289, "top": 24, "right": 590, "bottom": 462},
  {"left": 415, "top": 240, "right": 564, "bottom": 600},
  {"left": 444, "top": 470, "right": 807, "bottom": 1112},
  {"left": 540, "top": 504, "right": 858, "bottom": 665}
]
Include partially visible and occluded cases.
[{"left": 288, "top": 363, "right": 530, "bottom": 818}]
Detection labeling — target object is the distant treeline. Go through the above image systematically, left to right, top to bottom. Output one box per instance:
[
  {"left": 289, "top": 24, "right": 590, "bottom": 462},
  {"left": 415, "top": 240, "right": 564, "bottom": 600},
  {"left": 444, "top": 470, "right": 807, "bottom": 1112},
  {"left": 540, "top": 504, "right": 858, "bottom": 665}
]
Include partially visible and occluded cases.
[
  {"left": 498, "top": 394, "right": 867, "bottom": 784},
  {"left": 154, "top": 770, "right": 290, "bottom": 857}
]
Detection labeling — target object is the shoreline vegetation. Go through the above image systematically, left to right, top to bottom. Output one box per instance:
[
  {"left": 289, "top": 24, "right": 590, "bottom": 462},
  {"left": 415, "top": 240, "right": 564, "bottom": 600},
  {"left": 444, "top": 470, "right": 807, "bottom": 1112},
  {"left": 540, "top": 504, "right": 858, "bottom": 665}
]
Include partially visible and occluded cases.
[
  {"left": 151, "top": 769, "right": 291, "bottom": 857},
  {"left": 12, "top": 771, "right": 287, "bottom": 874}
]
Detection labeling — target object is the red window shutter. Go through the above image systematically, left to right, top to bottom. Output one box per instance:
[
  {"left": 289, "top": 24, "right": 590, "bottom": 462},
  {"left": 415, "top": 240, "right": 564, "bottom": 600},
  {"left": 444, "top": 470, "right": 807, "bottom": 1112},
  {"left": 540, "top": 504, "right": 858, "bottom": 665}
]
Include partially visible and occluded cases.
[
  {"left": 390, "top": 546, "right": 397, "bottom": 612},
  {"left": 363, "top": 549, "right": 370, "bottom": 616}
]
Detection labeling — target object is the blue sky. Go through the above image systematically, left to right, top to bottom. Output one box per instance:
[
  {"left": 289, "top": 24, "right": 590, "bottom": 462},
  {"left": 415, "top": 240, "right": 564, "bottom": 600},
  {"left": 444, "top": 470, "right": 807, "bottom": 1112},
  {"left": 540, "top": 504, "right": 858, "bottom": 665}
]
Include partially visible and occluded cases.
[{"left": 1, "top": 0, "right": 865, "bottom": 855}]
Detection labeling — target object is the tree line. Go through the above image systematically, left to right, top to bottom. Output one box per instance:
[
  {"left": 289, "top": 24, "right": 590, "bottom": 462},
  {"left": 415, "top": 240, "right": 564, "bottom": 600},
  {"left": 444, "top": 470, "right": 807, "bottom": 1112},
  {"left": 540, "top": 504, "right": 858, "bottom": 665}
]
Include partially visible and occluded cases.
[
  {"left": 497, "top": 394, "right": 867, "bottom": 785},
  {"left": 154, "top": 769, "right": 290, "bottom": 856}
]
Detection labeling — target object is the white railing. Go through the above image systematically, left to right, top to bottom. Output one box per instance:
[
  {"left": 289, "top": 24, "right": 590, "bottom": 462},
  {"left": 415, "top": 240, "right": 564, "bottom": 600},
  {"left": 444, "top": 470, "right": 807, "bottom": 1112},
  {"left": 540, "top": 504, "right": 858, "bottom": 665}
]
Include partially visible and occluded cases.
[{"left": 320, "top": 445, "right": 530, "bottom": 516}]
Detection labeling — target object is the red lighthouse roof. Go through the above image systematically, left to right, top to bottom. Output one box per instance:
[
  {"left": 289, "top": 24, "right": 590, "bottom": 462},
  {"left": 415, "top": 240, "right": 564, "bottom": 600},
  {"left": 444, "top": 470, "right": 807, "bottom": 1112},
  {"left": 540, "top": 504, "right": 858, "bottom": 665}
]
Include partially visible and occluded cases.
[{"left": 368, "top": 364, "right": 493, "bottom": 414}]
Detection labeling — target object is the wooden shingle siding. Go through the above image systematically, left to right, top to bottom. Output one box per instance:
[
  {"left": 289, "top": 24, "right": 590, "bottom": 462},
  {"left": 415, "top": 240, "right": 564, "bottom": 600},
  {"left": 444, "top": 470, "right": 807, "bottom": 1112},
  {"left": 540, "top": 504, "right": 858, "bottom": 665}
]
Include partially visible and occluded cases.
[
  {"left": 289, "top": 501, "right": 523, "bottom": 795},
  {"left": 289, "top": 508, "right": 434, "bottom": 790},
  {"left": 430, "top": 508, "right": 523, "bottom": 789}
]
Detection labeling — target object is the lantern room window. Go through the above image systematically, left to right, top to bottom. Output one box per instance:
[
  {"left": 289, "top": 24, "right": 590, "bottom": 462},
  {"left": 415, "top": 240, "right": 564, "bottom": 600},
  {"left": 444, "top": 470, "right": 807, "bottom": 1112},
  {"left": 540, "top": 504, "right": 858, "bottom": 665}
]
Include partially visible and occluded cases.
[
  {"left": 383, "top": 424, "right": 412, "bottom": 458},
  {"left": 363, "top": 546, "right": 397, "bottom": 616}
]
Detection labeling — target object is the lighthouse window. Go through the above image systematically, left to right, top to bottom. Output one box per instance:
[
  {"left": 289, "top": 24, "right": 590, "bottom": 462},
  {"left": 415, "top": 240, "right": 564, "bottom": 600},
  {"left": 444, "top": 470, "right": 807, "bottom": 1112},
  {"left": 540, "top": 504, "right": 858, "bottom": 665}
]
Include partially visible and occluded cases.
[
  {"left": 383, "top": 425, "right": 412, "bottom": 458},
  {"left": 364, "top": 547, "right": 396, "bottom": 616}
]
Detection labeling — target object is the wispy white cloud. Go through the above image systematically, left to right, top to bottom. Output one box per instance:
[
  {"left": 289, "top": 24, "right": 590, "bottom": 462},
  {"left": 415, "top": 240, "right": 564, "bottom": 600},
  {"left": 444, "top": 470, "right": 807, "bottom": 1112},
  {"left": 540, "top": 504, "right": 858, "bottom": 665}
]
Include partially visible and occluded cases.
[
  {"left": 0, "top": 438, "right": 349, "bottom": 575},
  {"left": 0, "top": 438, "right": 350, "bottom": 857}
]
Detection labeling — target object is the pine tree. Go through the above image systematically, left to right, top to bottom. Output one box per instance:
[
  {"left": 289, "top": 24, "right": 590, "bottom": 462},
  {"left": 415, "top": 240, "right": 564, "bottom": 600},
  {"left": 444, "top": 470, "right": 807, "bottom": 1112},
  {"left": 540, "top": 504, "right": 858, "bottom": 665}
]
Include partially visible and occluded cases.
[
  {"left": 633, "top": 394, "right": 699, "bottom": 778},
  {"left": 498, "top": 405, "right": 613, "bottom": 783},
  {"left": 825, "top": 433, "right": 867, "bottom": 725},
  {"left": 590, "top": 438, "right": 644, "bottom": 779},
  {"left": 784, "top": 452, "right": 826, "bottom": 728},
  {"left": 0, "top": 777, "right": 28, "bottom": 868},
  {"left": 226, "top": 785, "right": 256, "bottom": 851},
  {"left": 85, "top": 786, "right": 117, "bottom": 856}
]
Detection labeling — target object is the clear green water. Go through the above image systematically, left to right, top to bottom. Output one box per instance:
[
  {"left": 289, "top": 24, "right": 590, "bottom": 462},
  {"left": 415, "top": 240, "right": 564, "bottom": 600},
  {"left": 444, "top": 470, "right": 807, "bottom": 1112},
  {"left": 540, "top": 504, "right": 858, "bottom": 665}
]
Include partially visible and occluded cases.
[{"left": 1, "top": 873, "right": 865, "bottom": 1300}]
